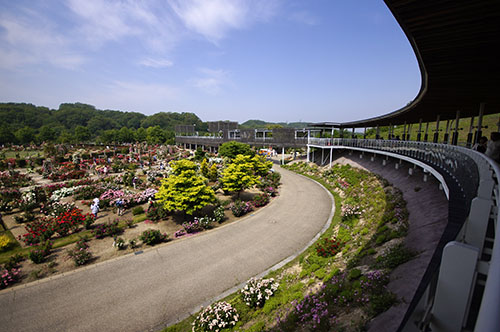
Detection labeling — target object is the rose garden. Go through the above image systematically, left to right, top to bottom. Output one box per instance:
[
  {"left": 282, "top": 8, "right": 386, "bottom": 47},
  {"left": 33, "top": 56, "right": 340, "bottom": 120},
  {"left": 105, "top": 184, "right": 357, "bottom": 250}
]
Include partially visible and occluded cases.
[
  {"left": 0, "top": 141, "right": 425, "bottom": 331},
  {"left": 0, "top": 141, "right": 280, "bottom": 289}
]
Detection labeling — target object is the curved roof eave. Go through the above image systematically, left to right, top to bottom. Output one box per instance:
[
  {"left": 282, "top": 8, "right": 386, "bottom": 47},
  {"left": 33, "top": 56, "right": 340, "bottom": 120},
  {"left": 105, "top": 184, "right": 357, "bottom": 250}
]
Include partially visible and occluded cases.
[{"left": 339, "top": 0, "right": 500, "bottom": 129}]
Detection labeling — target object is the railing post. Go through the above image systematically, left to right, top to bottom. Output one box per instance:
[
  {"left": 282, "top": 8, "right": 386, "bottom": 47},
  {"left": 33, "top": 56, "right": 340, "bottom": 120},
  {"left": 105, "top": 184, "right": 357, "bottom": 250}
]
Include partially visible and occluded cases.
[{"left": 430, "top": 242, "right": 479, "bottom": 332}]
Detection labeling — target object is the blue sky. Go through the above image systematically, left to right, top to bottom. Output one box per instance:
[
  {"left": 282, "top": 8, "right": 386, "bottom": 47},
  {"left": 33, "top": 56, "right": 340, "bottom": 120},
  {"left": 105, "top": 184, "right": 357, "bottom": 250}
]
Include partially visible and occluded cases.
[{"left": 0, "top": 0, "right": 420, "bottom": 123}]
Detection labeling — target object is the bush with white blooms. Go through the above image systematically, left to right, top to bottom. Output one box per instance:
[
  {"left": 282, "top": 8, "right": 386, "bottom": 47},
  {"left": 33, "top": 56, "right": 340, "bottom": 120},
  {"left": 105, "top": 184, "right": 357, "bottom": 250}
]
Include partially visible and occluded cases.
[
  {"left": 241, "top": 277, "right": 279, "bottom": 308},
  {"left": 192, "top": 301, "right": 239, "bottom": 332}
]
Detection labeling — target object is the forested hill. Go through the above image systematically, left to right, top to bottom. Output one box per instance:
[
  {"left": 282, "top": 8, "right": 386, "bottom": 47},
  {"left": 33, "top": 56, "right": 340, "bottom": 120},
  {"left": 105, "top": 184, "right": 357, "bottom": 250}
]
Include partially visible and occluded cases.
[
  {"left": 0, "top": 102, "right": 206, "bottom": 144},
  {"left": 240, "top": 119, "right": 310, "bottom": 129}
]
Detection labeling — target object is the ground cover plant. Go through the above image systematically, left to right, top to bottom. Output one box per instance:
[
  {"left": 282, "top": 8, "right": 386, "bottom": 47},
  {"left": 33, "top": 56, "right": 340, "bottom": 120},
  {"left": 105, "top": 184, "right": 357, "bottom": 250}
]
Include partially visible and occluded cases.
[{"left": 164, "top": 161, "right": 414, "bottom": 332}]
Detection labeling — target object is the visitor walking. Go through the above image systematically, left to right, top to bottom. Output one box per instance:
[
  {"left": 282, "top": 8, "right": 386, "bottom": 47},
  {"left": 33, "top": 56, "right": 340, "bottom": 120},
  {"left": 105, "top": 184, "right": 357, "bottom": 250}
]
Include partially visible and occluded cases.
[
  {"left": 90, "top": 198, "right": 100, "bottom": 219},
  {"left": 115, "top": 198, "right": 125, "bottom": 216}
]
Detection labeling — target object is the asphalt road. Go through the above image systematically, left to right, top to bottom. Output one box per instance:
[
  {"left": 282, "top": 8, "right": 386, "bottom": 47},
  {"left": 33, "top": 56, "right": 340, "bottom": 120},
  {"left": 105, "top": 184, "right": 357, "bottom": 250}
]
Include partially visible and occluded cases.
[{"left": 0, "top": 166, "right": 334, "bottom": 332}]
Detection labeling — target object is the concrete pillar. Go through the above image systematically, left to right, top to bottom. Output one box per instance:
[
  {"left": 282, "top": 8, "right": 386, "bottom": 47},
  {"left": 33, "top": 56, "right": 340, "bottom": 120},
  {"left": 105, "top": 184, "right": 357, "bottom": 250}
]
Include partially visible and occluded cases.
[
  {"left": 474, "top": 103, "right": 485, "bottom": 144},
  {"left": 452, "top": 110, "right": 460, "bottom": 145},
  {"left": 433, "top": 115, "right": 440, "bottom": 143},
  {"left": 467, "top": 116, "right": 475, "bottom": 148},
  {"left": 417, "top": 119, "right": 423, "bottom": 141},
  {"left": 443, "top": 120, "right": 450, "bottom": 144},
  {"left": 307, "top": 145, "right": 310, "bottom": 162},
  {"left": 281, "top": 147, "right": 285, "bottom": 165},
  {"left": 329, "top": 147, "right": 333, "bottom": 168}
]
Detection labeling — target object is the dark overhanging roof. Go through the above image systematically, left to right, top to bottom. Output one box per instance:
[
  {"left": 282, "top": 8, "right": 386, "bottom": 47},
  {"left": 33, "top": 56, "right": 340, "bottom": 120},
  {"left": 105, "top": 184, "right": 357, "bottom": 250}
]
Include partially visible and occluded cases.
[{"left": 336, "top": 0, "right": 500, "bottom": 128}]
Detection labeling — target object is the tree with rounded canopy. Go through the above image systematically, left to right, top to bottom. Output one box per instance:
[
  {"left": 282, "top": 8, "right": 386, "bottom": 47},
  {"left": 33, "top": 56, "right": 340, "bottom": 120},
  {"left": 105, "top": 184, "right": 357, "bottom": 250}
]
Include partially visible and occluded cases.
[
  {"left": 218, "top": 141, "right": 255, "bottom": 159},
  {"left": 221, "top": 154, "right": 262, "bottom": 196},
  {"left": 251, "top": 155, "right": 273, "bottom": 177},
  {"left": 171, "top": 159, "right": 198, "bottom": 175},
  {"left": 155, "top": 168, "right": 215, "bottom": 216}
]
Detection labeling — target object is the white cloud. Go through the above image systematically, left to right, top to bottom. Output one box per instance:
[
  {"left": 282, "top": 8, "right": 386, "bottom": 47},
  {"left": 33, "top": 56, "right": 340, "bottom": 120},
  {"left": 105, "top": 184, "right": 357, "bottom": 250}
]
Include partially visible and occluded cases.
[
  {"left": 66, "top": 0, "right": 180, "bottom": 52},
  {"left": 168, "top": 0, "right": 279, "bottom": 42},
  {"left": 289, "top": 11, "right": 319, "bottom": 26},
  {"left": 0, "top": 13, "right": 85, "bottom": 69},
  {"left": 139, "top": 58, "right": 174, "bottom": 68},
  {"left": 191, "top": 68, "right": 230, "bottom": 95}
]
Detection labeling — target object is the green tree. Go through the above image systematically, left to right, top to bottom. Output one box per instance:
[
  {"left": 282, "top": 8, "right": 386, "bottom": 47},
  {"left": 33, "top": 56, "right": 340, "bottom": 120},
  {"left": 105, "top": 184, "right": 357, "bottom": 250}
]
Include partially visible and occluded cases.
[
  {"left": 0, "top": 125, "right": 17, "bottom": 144},
  {"left": 37, "top": 125, "right": 57, "bottom": 142},
  {"left": 74, "top": 125, "right": 91, "bottom": 142},
  {"left": 15, "top": 126, "right": 36, "bottom": 144},
  {"left": 146, "top": 126, "right": 165, "bottom": 144},
  {"left": 118, "top": 127, "right": 134, "bottom": 143},
  {"left": 135, "top": 127, "right": 147, "bottom": 142},
  {"left": 99, "top": 129, "right": 119, "bottom": 144},
  {"left": 58, "top": 130, "right": 74, "bottom": 143},
  {"left": 218, "top": 141, "right": 255, "bottom": 159},
  {"left": 194, "top": 147, "right": 206, "bottom": 161},
  {"left": 221, "top": 155, "right": 260, "bottom": 196},
  {"left": 251, "top": 155, "right": 273, "bottom": 177},
  {"left": 171, "top": 159, "right": 198, "bottom": 175},
  {"left": 200, "top": 159, "right": 209, "bottom": 178},
  {"left": 208, "top": 163, "right": 218, "bottom": 182},
  {"left": 155, "top": 169, "right": 215, "bottom": 216}
]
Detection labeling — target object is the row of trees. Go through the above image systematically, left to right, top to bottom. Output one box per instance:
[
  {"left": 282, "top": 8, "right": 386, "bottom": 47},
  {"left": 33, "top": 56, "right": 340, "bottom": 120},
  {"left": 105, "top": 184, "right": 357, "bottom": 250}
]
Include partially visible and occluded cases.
[{"left": 0, "top": 102, "right": 207, "bottom": 145}]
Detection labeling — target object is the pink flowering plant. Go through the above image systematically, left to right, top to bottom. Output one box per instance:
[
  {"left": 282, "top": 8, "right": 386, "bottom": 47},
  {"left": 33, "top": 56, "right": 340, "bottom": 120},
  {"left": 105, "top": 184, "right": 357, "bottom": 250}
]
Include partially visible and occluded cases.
[
  {"left": 230, "top": 200, "right": 253, "bottom": 217},
  {"left": 0, "top": 268, "right": 20, "bottom": 289},
  {"left": 241, "top": 277, "right": 279, "bottom": 308},
  {"left": 192, "top": 301, "right": 239, "bottom": 332}
]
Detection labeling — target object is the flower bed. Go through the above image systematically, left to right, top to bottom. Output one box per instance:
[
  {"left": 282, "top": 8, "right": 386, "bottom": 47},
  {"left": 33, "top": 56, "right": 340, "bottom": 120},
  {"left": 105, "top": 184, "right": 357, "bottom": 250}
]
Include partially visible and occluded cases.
[
  {"left": 230, "top": 200, "right": 253, "bottom": 217},
  {"left": 241, "top": 277, "right": 279, "bottom": 308},
  {"left": 192, "top": 301, "right": 239, "bottom": 332}
]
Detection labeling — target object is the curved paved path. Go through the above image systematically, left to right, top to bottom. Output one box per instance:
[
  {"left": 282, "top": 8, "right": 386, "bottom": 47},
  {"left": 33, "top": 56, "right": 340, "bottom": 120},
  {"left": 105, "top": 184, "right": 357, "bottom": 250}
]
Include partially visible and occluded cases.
[{"left": 0, "top": 166, "right": 333, "bottom": 332}]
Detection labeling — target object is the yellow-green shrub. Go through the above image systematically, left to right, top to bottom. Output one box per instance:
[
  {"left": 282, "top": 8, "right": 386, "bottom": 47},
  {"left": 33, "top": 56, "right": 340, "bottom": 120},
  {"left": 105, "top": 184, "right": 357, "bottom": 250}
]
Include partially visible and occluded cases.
[{"left": 0, "top": 234, "right": 11, "bottom": 251}]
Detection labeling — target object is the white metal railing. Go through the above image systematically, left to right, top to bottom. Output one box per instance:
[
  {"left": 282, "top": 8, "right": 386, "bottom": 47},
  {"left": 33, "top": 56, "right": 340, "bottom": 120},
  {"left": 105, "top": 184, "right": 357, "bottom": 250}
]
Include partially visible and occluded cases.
[{"left": 307, "top": 137, "right": 498, "bottom": 331}]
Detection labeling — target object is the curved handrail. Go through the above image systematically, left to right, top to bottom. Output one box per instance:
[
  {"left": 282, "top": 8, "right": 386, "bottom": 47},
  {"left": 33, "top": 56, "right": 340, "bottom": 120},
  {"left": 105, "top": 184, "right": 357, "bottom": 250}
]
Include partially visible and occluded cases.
[{"left": 307, "top": 137, "right": 498, "bottom": 331}]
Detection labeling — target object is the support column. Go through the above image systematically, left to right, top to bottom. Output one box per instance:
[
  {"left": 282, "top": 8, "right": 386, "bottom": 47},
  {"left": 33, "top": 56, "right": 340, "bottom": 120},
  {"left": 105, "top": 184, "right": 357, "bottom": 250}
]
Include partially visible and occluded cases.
[
  {"left": 474, "top": 103, "right": 485, "bottom": 144},
  {"left": 452, "top": 111, "right": 460, "bottom": 145},
  {"left": 433, "top": 115, "right": 440, "bottom": 143},
  {"left": 467, "top": 117, "right": 475, "bottom": 148},
  {"left": 417, "top": 119, "right": 423, "bottom": 141},
  {"left": 443, "top": 120, "right": 450, "bottom": 144},
  {"left": 403, "top": 122, "right": 407, "bottom": 141},
  {"left": 424, "top": 122, "right": 429, "bottom": 142},
  {"left": 407, "top": 123, "right": 412, "bottom": 141},
  {"left": 376, "top": 125, "right": 380, "bottom": 139},
  {"left": 352, "top": 127, "right": 356, "bottom": 139},
  {"left": 363, "top": 127, "right": 367, "bottom": 139},
  {"left": 307, "top": 145, "right": 310, "bottom": 162},
  {"left": 281, "top": 147, "right": 285, "bottom": 165},
  {"left": 329, "top": 147, "right": 333, "bottom": 168}
]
